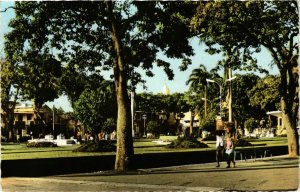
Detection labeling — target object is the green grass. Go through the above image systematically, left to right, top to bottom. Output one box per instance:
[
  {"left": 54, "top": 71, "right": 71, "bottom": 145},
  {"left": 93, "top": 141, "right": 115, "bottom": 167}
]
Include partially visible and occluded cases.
[{"left": 1, "top": 137, "right": 288, "bottom": 160}]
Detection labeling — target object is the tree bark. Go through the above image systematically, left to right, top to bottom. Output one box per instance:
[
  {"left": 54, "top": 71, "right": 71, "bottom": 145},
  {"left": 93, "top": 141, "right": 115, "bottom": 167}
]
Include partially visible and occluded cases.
[
  {"left": 106, "top": 2, "right": 134, "bottom": 171},
  {"left": 279, "top": 65, "right": 299, "bottom": 157},
  {"left": 281, "top": 98, "right": 299, "bottom": 157},
  {"left": 189, "top": 111, "right": 194, "bottom": 136}
]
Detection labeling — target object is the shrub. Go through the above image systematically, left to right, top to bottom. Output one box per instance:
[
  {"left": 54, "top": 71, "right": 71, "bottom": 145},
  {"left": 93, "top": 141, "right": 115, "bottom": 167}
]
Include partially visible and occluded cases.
[
  {"left": 102, "top": 118, "right": 116, "bottom": 134},
  {"left": 199, "top": 118, "right": 215, "bottom": 133},
  {"left": 147, "top": 121, "right": 161, "bottom": 137},
  {"left": 166, "top": 137, "right": 208, "bottom": 149},
  {"left": 73, "top": 140, "right": 116, "bottom": 152},
  {"left": 27, "top": 141, "right": 57, "bottom": 148}
]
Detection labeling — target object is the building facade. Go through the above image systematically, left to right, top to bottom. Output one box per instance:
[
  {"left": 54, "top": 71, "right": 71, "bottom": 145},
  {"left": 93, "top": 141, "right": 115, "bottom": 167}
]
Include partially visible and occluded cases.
[{"left": 1, "top": 103, "right": 78, "bottom": 140}]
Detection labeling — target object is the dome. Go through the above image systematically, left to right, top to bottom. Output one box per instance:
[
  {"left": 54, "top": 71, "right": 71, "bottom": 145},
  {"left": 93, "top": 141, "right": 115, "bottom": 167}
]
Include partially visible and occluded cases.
[{"left": 162, "top": 84, "right": 170, "bottom": 95}]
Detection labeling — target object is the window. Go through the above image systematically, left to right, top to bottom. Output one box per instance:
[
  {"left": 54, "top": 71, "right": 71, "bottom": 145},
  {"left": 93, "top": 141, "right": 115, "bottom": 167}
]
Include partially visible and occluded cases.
[
  {"left": 27, "top": 114, "right": 32, "bottom": 121},
  {"left": 18, "top": 115, "right": 23, "bottom": 121}
]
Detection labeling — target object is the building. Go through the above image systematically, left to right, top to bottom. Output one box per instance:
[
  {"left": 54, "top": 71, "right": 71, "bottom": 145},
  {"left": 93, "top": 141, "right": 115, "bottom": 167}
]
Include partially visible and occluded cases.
[
  {"left": 1, "top": 103, "right": 78, "bottom": 139},
  {"left": 180, "top": 111, "right": 200, "bottom": 136},
  {"left": 267, "top": 111, "right": 286, "bottom": 135}
]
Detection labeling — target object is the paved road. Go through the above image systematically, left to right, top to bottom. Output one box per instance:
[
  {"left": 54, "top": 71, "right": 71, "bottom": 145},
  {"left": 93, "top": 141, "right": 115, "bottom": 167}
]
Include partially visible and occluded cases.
[{"left": 2, "top": 155, "right": 299, "bottom": 191}]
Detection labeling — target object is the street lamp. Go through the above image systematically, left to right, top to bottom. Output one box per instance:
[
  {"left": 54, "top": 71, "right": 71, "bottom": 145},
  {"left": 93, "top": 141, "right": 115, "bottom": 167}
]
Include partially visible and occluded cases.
[
  {"left": 206, "top": 77, "right": 236, "bottom": 119},
  {"left": 206, "top": 78, "right": 222, "bottom": 118},
  {"left": 52, "top": 104, "right": 55, "bottom": 137}
]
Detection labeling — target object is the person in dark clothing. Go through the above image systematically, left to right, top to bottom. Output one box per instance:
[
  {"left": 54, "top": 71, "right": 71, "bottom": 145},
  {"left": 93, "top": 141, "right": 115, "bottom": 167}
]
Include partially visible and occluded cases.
[{"left": 215, "top": 130, "right": 224, "bottom": 167}]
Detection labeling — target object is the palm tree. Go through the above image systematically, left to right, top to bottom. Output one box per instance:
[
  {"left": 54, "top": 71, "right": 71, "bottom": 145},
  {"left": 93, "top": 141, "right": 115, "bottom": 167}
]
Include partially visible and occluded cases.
[{"left": 186, "top": 64, "right": 211, "bottom": 119}]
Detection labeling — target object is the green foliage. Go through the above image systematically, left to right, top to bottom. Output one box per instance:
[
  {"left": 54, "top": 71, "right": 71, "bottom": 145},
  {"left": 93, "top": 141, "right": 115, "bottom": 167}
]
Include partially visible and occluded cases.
[
  {"left": 5, "top": 1, "right": 198, "bottom": 169},
  {"left": 192, "top": 1, "right": 299, "bottom": 157},
  {"left": 0, "top": 59, "right": 19, "bottom": 140},
  {"left": 186, "top": 64, "right": 211, "bottom": 88},
  {"left": 231, "top": 73, "right": 261, "bottom": 126},
  {"left": 248, "top": 75, "right": 281, "bottom": 112},
  {"left": 73, "top": 81, "right": 117, "bottom": 135},
  {"left": 136, "top": 92, "right": 189, "bottom": 135},
  {"left": 102, "top": 118, "right": 117, "bottom": 134},
  {"left": 199, "top": 118, "right": 215, "bottom": 133},
  {"left": 244, "top": 118, "right": 259, "bottom": 132},
  {"left": 146, "top": 121, "right": 161, "bottom": 137},
  {"left": 166, "top": 137, "right": 208, "bottom": 149},
  {"left": 73, "top": 141, "right": 116, "bottom": 152},
  {"left": 27, "top": 142, "right": 57, "bottom": 148}
]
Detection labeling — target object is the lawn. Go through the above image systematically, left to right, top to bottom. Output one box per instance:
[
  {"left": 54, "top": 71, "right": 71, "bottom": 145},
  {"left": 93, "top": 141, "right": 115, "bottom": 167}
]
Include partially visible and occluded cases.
[{"left": 1, "top": 137, "right": 288, "bottom": 160}]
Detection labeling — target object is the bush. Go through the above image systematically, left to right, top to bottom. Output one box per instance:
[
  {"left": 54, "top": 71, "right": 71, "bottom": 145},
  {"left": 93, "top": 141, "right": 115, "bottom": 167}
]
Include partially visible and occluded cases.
[
  {"left": 102, "top": 118, "right": 116, "bottom": 134},
  {"left": 200, "top": 118, "right": 215, "bottom": 133},
  {"left": 147, "top": 121, "right": 161, "bottom": 137},
  {"left": 166, "top": 137, "right": 208, "bottom": 149},
  {"left": 73, "top": 140, "right": 116, "bottom": 152},
  {"left": 27, "top": 141, "right": 57, "bottom": 148}
]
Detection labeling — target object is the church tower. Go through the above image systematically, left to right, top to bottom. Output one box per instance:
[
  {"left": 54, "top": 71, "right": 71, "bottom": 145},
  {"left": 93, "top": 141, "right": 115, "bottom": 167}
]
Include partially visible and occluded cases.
[{"left": 162, "top": 84, "right": 170, "bottom": 95}]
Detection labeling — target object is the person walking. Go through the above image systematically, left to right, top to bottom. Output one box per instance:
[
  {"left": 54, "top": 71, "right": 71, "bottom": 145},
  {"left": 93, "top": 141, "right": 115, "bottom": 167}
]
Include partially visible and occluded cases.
[
  {"left": 215, "top": 130, "right": 224, "bottom": 167},
  {"left": 225, "top": 137, "right": 235, "bottom": 168}
]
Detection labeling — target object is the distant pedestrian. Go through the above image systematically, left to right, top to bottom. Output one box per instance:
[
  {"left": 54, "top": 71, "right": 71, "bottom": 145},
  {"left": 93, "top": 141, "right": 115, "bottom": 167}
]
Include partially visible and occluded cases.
[
  {"left": 215, "top": 130, "right": 224, "bottom": 167},
  {"left": 225, "top": 137, "right": 235, "bottom": 168}
]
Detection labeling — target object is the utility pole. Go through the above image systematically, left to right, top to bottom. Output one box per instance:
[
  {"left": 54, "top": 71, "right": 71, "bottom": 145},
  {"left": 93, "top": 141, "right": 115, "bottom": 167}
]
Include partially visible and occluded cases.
[
  {"left": 228, "top": 68, "right": 233, "bottom": 122},
  {"left": 131, "top": 91, "right": 135, "bottom": 138},
  {"left": 52, "top": 105, "right": 55, "bottom": 136}
]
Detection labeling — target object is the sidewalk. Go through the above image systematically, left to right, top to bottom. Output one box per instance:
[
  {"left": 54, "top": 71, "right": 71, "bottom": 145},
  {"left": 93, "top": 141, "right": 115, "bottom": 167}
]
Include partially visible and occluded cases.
[{"left": 2, "top": 155, "right": 299, "bottom": 191}]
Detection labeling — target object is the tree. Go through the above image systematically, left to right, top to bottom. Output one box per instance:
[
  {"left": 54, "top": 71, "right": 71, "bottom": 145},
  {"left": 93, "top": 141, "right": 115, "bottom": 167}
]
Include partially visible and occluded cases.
[
  {"left": 5, "top": 1, "right": 196, "bottom": 170},
  {"left": 192, "top": 1, "right": 299, "bottom": 157},
  {"left": 16, "top": 51, "right": 62, "bottom": 127},
  {"left": 0, "top": 59, "right": 19, "bottom": 140},
  {"left": 186, "top": 64, "right": 217, "bottom": 119},
  {"left": 231, "top": 74, "right": 261, "bottom": 129},
  {"left": 248, "top": 75, "right": 281, "bottom": 114},
  {"left": 73, "top": 80, "right": 117, "bottom": 138},
  {"left": 135, "top": 93, "right": 189, "bottom": 135},
  {"left": 135, "top": 93, "right": 164, "bottom": 114},
  {"left": 166, "top": 93, "right": 190, "bottom": 130},
  {"left": 102, "top": 118, "right": 117, "bottom": 135},
  {"left": 146, "top": 121, "right": 161, "bottom": 137}
]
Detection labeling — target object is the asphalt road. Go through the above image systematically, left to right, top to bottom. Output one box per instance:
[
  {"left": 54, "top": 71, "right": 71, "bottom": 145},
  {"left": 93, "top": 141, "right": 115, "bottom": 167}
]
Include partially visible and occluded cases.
[{"left": 2, "top": 155, "right": 299, "bottom": 191}]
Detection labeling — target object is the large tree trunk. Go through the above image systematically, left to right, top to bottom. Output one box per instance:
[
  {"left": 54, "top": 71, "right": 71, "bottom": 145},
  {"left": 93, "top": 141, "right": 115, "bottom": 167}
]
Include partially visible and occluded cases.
[
  {"left": 107, "top": 2, "right": 134, "bottom": 171},
  {"left": 279, "top": 66, "right": 299, "bottom": 157},
  {"left": 3, "top": 89, "right": 19, "bottom": 141},
  {"left": 281, "top": 99, "right": 299, "bottom": 157},
  {"left": 189, "top": 111, "right": 194, "bottom": 136}
]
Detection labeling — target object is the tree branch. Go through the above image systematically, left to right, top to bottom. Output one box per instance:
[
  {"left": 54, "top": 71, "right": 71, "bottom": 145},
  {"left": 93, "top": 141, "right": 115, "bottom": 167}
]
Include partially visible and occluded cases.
[{"left": 0, "top": 6, "right": 15, "bottom": 13}]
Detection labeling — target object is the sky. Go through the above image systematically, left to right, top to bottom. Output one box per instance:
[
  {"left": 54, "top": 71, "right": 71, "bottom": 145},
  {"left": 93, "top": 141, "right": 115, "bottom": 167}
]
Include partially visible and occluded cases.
[{"left": 0, "top": 1, "right": 278, "bottom": 112}]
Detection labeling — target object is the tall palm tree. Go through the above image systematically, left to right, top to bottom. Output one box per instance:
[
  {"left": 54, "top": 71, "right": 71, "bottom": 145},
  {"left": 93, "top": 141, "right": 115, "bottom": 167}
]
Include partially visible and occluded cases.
[{"left": 186, "top": 64, "right": 211, "bottom": 119}]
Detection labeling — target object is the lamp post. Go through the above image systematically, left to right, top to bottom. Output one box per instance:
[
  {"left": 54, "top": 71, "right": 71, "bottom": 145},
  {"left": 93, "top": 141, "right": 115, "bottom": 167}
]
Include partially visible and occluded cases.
[
  {"left": 206, "top": 76, "right": 236, "bottom": 119},
  {"left": 131, "top": 91, "right": 135, "bottom": 138},
  {"left": 52, "top": 104, "right": 55, "bottom": 137}
]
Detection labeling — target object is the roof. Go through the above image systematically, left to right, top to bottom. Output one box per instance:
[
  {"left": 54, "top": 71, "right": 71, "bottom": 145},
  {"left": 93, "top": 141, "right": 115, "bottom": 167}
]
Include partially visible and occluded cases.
[{"left": 266, "top": 111, "right": 282, "bottom": 117}]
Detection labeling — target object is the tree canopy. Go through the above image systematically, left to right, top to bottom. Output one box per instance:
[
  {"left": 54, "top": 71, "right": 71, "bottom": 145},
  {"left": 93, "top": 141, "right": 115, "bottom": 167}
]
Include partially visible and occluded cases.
[
  {"left": 4, "top": 1, "right": 197, "bottom": 170},
  {"left": 192, "top": 1, "right": 298, "bottom": 156},
  {"left": 72, "top": 80, "right": 117, "bottom": 136}
]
